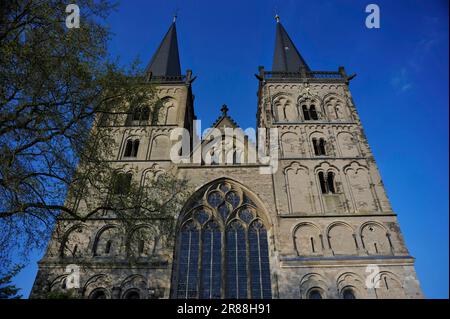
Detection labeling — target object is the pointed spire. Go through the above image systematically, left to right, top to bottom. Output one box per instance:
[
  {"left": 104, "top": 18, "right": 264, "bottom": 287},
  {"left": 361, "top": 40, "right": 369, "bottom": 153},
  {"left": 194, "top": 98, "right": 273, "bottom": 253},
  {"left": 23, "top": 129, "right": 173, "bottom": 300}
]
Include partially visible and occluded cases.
[
  {"left": 272, "top": 16, "right": 310, "bottom": 72},
  {"left": 146, "top": 19, "right": 181, "bottom": 77}
]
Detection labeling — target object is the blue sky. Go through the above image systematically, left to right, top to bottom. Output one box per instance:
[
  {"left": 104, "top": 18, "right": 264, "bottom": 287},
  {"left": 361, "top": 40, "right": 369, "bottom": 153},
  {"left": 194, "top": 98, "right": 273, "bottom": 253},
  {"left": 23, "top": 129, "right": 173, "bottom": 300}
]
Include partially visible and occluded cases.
[{"left": 12, "top": 0, "right": 448, "bottom": 298}]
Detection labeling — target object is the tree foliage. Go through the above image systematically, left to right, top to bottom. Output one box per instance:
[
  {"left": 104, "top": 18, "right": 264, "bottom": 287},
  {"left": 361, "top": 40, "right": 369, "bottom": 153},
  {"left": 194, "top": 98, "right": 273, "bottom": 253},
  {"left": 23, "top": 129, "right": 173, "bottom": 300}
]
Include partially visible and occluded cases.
[
  {"left": 0, "top": 0, "right": 190, "bottom": 272},
  {"left": 0, "top": 264, "right": 24, "bottom": 299}
]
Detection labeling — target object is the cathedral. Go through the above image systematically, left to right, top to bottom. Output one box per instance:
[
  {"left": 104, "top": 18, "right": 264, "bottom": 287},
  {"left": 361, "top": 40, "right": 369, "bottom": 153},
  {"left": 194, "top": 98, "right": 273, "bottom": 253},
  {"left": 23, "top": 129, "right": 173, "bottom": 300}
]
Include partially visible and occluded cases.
[{"left": 30, "top": 16, "right": 423, "bottom": 299}]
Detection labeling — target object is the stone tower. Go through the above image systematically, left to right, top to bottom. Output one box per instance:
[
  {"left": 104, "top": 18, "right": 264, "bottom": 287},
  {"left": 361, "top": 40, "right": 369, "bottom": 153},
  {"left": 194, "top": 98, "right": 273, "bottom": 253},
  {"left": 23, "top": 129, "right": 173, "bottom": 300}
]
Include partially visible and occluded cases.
[
  {"left": 30, "top": 17, "right": 423, "bottom": 299},
  {"left": 252, "top": 17, "right": 423, "bottom": 299}
]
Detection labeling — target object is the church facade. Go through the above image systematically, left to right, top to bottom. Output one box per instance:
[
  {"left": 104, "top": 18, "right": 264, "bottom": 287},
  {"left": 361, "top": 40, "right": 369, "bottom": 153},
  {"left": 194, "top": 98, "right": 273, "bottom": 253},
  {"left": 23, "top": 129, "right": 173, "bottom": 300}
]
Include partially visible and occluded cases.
[{"left": 30, "top": 17, "right": 423, "bottom": 299}]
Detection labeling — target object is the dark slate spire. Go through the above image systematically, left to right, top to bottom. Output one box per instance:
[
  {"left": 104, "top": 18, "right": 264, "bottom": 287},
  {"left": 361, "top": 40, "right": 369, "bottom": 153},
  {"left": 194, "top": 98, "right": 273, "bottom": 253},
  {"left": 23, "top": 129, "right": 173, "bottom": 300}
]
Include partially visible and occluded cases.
[
  {"left": 272, "top": 15, "right": 310, "bottom": 72},
  {"left": 146, "top": 17, "right": 181, "bottom": 76}
]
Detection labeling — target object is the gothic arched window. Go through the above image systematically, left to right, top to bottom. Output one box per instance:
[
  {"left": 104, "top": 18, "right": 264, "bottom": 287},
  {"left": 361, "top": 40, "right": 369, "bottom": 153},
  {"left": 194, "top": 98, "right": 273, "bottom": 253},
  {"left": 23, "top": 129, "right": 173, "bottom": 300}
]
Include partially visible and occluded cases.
[
  {"left": 173, "top": 181, "right": 272, "bottom": 299},
  {"left": 248, "top": 220, "right": 271, "bottom": 298},
  {"left": 176, "top": 221, "right": 200, "bottom": 299},
  {"left": 201, "top": 221, "right": 222, "bottom": 298},
  {"left": 226, "top": 221, "right": 247, "bottom": 298}
]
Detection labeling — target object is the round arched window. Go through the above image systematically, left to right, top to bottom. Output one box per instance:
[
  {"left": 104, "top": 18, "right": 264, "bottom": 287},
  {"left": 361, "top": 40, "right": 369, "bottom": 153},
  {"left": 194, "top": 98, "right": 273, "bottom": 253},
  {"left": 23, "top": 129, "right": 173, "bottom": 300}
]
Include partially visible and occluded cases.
[
  {"left": 343, "top": 288, "right": 356, "bottom": 299},
  {"left": 89, "top": 289, "right": 107, "bottom": 299},
  {"left": 308, "top": 289, "right": 323, "bottom": 299},
  {"left": 124, "top": 290, "right": 140, "bottom": 299}
]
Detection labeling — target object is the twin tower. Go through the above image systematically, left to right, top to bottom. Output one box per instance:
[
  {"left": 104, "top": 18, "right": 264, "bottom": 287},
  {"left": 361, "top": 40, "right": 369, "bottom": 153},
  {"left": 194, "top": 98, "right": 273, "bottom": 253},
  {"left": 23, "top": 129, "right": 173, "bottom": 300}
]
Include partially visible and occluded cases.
[{"left": 31, "top": 17, "right": 423, "bottom": 299}]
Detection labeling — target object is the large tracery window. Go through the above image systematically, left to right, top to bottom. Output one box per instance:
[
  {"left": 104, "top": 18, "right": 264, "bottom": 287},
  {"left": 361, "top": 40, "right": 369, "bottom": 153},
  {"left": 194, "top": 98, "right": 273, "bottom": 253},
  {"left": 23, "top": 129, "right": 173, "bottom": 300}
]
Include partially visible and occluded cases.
[{"left": 173, "top": 181, "right": 272, "bottom": 299}]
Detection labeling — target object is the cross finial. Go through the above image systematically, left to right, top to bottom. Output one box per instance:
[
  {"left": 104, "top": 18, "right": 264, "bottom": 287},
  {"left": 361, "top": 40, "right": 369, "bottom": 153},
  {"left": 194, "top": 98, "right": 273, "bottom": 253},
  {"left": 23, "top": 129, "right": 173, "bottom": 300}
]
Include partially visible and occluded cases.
[
  {"left": 275, "top": 14, "right": 280, "bottom": 23},
  {"left": 221, "top": 104, "right": 229, "bottom": 115}
]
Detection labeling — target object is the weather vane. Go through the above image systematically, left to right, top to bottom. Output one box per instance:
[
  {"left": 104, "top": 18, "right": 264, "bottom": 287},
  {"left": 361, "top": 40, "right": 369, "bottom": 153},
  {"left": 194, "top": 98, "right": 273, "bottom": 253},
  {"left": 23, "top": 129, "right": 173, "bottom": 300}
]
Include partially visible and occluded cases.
[
  {"left": 274, "top": 5, "right": 280, "bottom": 22},
  {"left": 173, "top": 8, "right": 179, "bottom": 23}
]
